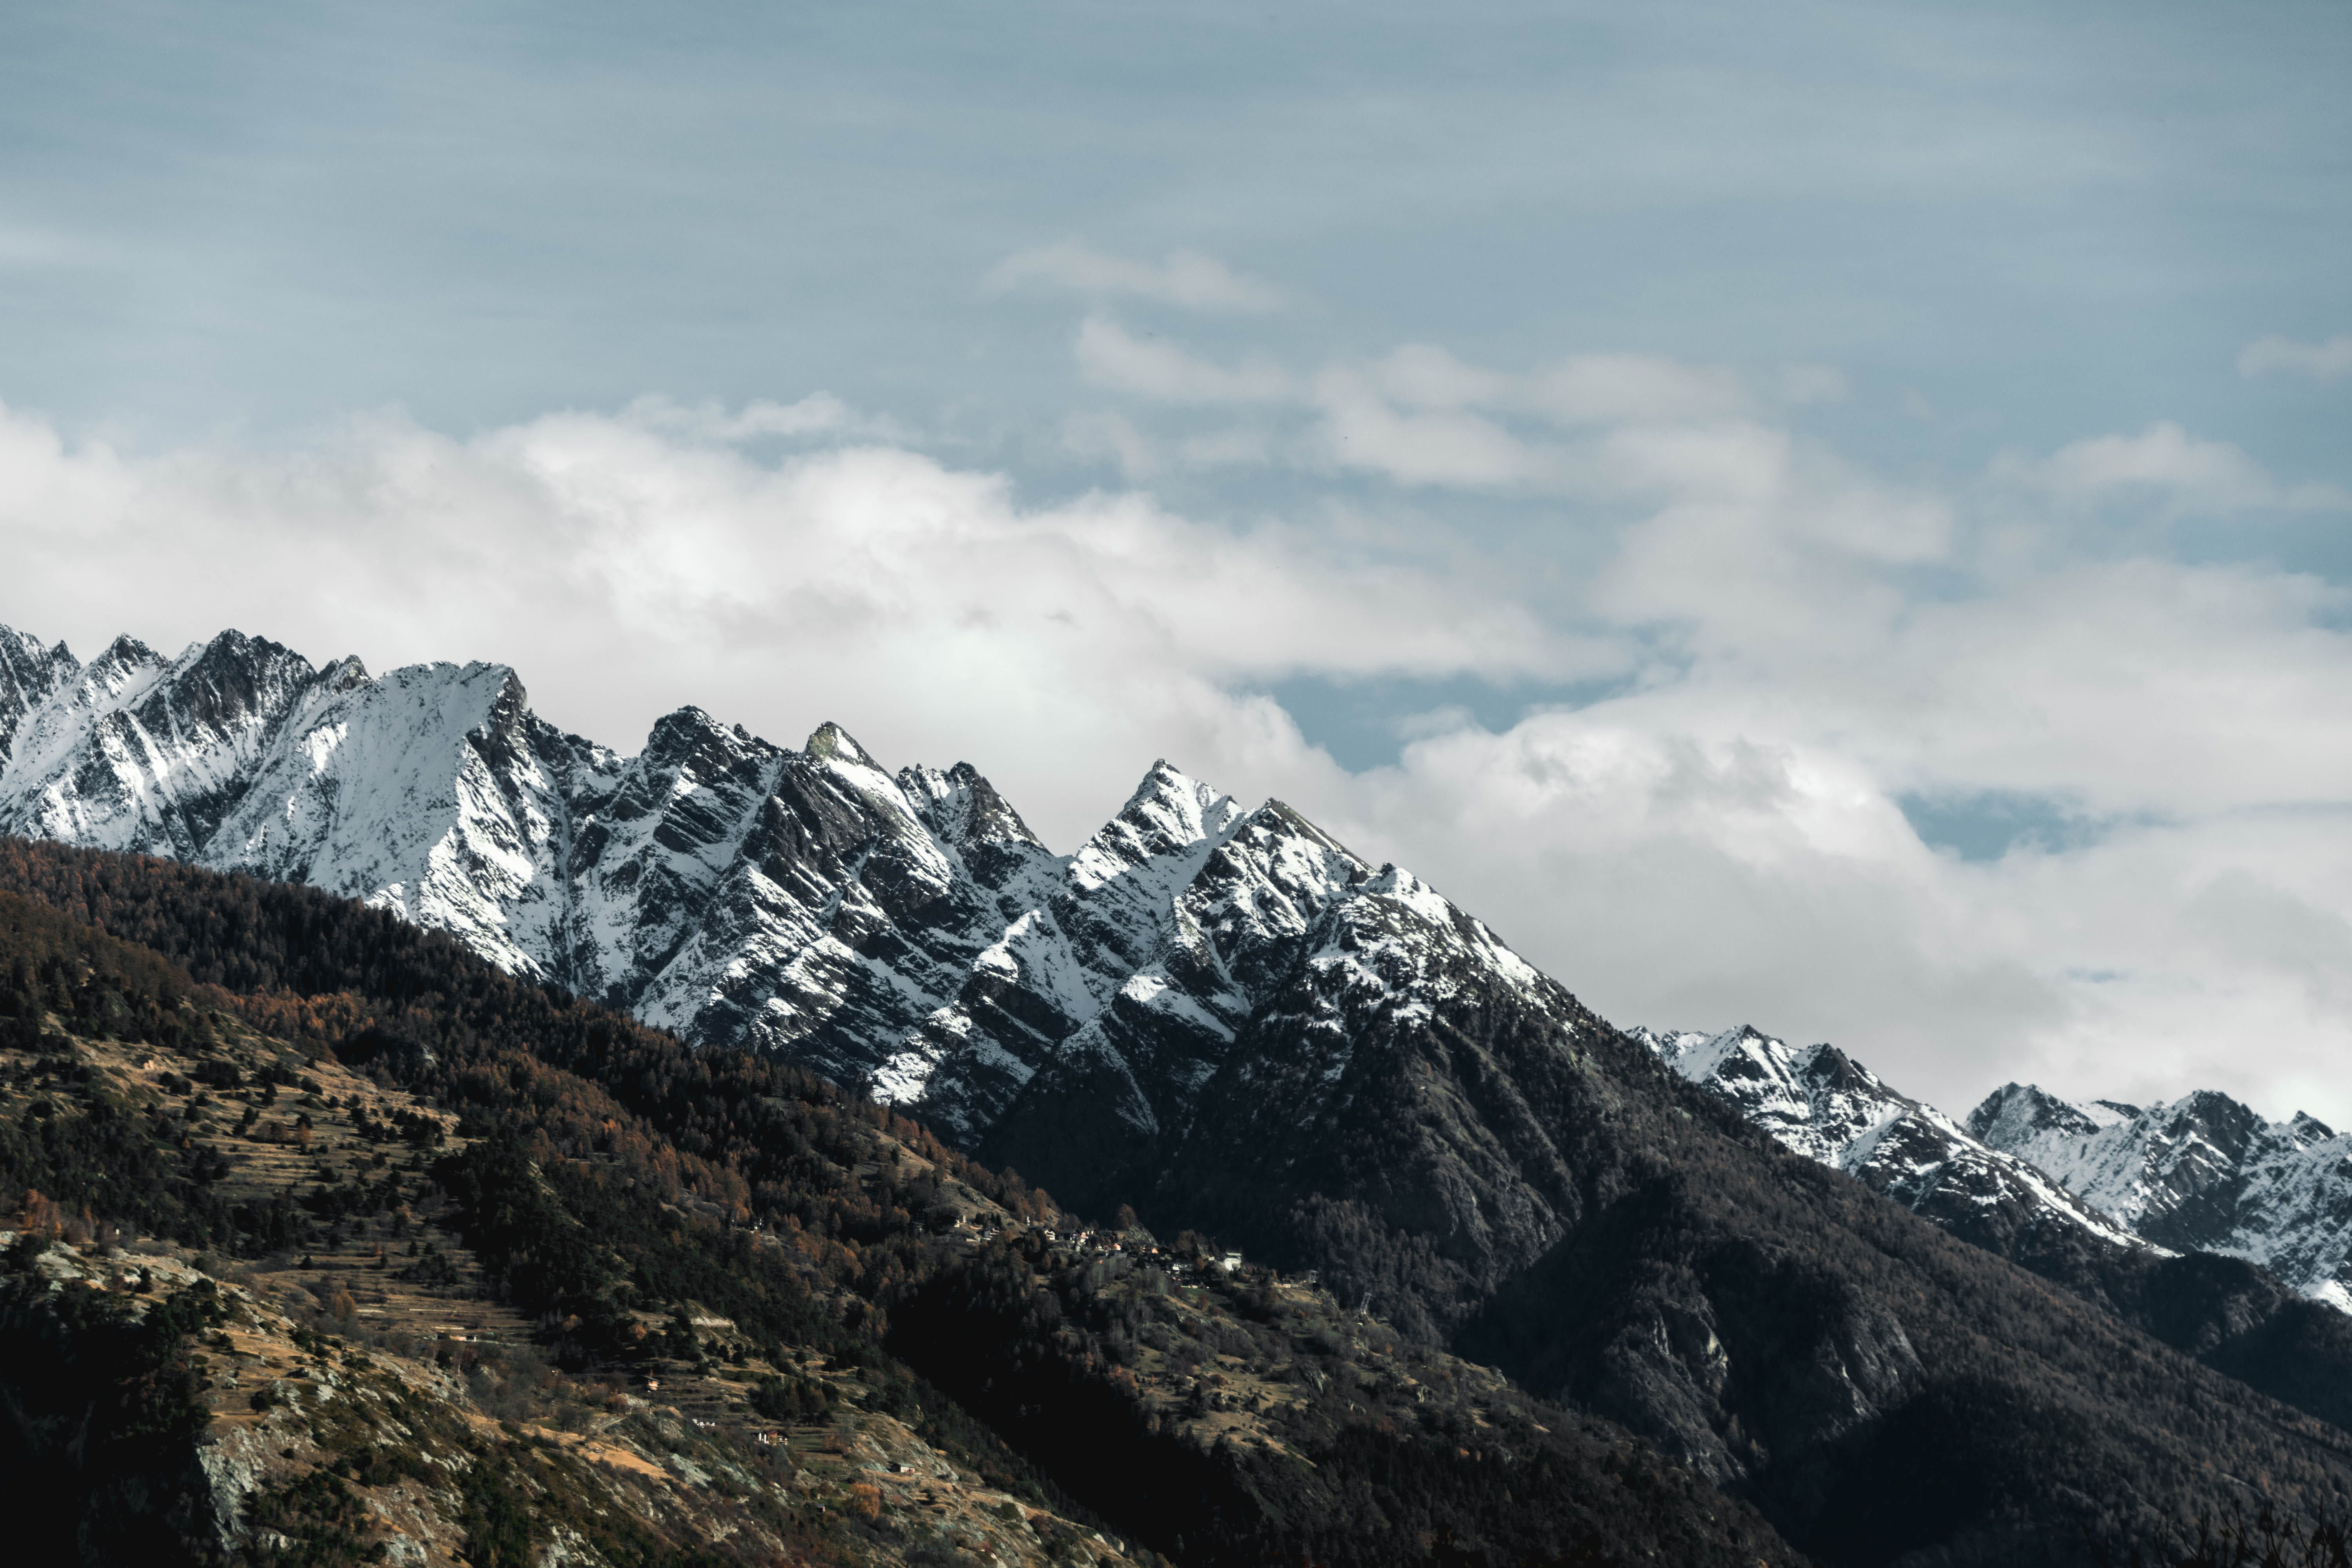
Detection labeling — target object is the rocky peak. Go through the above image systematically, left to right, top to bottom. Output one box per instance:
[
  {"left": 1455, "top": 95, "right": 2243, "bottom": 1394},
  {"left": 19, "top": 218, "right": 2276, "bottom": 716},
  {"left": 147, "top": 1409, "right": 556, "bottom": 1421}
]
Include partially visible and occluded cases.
[
  {"left": 0, "top": 624, "right": 78, "bottom": 761},
  {"left": 632, "top": 705, "right": 767, "bottom": 781},
  {"left": 805, "top": 719, "right": 876, "bottom": 767},
  {"left": 900, "top": 761, "right": 1046, "bottom": 852},
  {"left": 1083, "top": 761, "right": 1247, "bottom": 875},
  {"left": 1644, "top": 1024, "right": 2149, "bottom": 1269},
  {"left": 1966, "top": 1082, "right": 2111, "bottom": 1145},
  {"left": 1966, "top": 1083, "right": 2352, "bottom": 1304}
]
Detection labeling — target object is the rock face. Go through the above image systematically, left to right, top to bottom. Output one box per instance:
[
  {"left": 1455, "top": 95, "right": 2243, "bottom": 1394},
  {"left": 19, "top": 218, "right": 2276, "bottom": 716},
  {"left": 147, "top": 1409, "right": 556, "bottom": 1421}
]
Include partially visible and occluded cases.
[
  {"left": 0, "top": 626, "right": 79, "bottom": 764},
  {"left": 1633, "top": 1024, "right": 2149, "bottom": 1270},
  {"left": 1971, "top": 1083, "right": 2352, "bottom": 1310}
]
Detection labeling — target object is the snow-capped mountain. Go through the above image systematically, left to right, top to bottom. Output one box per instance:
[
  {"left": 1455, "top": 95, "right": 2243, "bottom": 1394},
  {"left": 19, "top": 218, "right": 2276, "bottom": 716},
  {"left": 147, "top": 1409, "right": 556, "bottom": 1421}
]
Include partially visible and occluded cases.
[
  {"left": 0, "top": 624, "right": 1555, "bottom": 1155},
  {"left": 0, "top": 626, "right": 79, "bottom": 764},
  {"left": 1639, "top": 1022, "right": 2352, "bottom": 1318},
  {"left": 1632, "top": 1024, "right": 2147, "bottom": 1264},
  {"left": 1971, "top": 1084, "right": 2352, "bottom": 1310}
]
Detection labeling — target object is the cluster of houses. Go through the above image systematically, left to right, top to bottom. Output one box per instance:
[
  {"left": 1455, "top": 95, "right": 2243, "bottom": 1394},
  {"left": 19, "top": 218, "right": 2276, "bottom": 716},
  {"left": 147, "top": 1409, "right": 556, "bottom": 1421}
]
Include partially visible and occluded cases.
[{"left": 940, "top": 1215, "right": 1259, "bottom": 1279}]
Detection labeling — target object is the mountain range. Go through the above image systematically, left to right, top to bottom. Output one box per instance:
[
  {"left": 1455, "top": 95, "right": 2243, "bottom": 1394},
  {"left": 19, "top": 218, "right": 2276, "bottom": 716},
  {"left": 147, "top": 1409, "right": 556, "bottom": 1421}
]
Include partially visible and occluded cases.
[
  {"left": 11, "top": 621, "right": 2352, "bottom": 1563},
  {"left": 10, "top": 622, "right": 2345, "bottom": 1320},
  {"left": 1641, "top": 1023, "right": 2352, "bottom": 1313}
]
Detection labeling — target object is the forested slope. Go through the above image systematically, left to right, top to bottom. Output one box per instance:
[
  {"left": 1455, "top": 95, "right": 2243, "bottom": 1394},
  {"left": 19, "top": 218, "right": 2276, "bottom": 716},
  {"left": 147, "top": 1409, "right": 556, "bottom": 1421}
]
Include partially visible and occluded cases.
[
  {"left": 0, "top": 839, "right": 1803, "bottom": 1567},
  {"left": 11, "top": 839, "right": 2352, "bottom": 1565}
]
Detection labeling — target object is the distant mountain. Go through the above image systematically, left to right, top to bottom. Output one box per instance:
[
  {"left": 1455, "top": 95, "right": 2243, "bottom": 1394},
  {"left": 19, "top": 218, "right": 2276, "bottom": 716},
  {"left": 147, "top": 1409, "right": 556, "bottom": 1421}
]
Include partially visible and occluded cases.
[
  {"left": 1634, "top": 1021, "right": 2352, "bottom": 1319},
  {"left": 1637, "top": 1022, "right": 2352, "bottom": 1445},
  {"left": 1631, "top": 1024, "right": 2148, "bottom": 1269},
  {"left": 1972, "top": 1082, "right": 2352, "bottom": 1311}
]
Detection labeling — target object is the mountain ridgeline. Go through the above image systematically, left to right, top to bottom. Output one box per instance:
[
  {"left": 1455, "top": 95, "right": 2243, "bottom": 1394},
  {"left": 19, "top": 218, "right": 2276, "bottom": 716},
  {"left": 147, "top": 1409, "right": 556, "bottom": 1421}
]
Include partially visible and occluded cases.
[
  {"left": 8, "top": 623, "right": 2352, "bottom": 1564},
  {"left": 1643, "top": 1024, "right": 2352, "bottom": 1445}
]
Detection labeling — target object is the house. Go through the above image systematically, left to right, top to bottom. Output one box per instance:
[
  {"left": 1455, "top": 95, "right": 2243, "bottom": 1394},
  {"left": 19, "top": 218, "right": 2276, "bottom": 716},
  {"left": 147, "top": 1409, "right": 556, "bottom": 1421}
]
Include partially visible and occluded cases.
[{"left": 1218, "top": 1250, "right": 1243, "bottom": 1273}]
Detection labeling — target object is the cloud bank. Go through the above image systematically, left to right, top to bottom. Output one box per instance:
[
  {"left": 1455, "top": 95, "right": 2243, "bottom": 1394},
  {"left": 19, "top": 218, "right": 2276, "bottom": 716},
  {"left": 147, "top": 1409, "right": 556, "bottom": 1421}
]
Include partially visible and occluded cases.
[{"left": 1, "top": 322, "right": 2347, "bottom": 1131}]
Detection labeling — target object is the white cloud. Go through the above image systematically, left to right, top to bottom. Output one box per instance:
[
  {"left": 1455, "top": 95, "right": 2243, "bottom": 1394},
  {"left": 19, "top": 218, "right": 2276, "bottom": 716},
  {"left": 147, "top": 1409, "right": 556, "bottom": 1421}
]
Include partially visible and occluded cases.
[
  {"left": 0, "top": 223, "right": 111, "bottom": 269},
  {"left": 986, "top": 241, "right": 1285, "bottom": 314},
  {"left": 1074, "top": 317, "right": 1293, "bottom": 403},
  {"left": 1051, "top": 328, "right": 1768, "bottom": 490},
  {"left": 2239, "top": 334, "right": 2352, "bottom": 383},
  {"left": 1363, "top": 345, "right": 1514, "bottom": 410},
  {"left": 1292, "top": 349, "right": 1756, "bottom": 490},
  {"left": 1310, "top": 365, "right": 1559, "bottom": 488},
  {"left": 621, "top": 392, "right": 906, "bottom": 443},
  {"left": 0, "top": 396, "right": 1604, "bottom": 850},
  {"left": 1062, "top": 408, "right": 1160, "bottom": 480},
  {"left": 2010, "top": 421, "right": 2351, "bottom": 512}
]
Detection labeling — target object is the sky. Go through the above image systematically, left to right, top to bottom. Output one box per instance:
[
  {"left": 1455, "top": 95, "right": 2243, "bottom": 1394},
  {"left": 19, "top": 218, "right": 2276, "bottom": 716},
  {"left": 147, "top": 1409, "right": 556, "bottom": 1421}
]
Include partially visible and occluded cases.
[{"left": 0, "top": 0, "right": 2347, "bottom": 1123}]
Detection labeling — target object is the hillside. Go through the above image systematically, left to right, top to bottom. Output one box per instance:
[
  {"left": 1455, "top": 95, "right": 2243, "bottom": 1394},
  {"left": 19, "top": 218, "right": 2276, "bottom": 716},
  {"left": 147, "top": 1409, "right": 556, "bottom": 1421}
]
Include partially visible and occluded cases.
[
  {"left": 11, "top": 843, "right": 2352, "bottom": 1563},
  {"left": 0, "top": 845, "right": 1804, "bottom": 1567}
]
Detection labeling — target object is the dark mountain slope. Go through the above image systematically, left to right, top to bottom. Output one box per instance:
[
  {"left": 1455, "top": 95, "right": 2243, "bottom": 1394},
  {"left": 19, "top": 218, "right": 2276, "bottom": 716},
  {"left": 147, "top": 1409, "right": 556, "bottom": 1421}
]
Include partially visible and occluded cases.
[
  {"left": 13, "top": 837, "right": 2352, "bottom": 1566},
  {"left": 0, "top": 838, "right": 1808, "bottom": 1568},
  {"left": 979, "top": 871, "right": 2352, "bottom": 1563},
  {"left": 1640, "top": 1024, "right": 2352, "bottom": 1444}
]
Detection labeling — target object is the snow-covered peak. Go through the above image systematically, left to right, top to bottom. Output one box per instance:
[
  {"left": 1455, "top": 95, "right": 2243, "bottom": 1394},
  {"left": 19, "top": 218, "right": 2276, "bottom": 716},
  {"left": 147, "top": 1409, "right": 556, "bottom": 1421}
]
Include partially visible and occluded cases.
[
  {"left": 0, "top": 623, "right": 78, "bottom": 762},
  {"left": 0, "top": 629, "right": 323, "bottom": 857},
  {"left": 4, "top": 635, "right": 168, "bottom": 786},
  {"left": 637, "top": 706, "right": 771, "bottom": 780},
  {"left": 805, "top": 720, "right": 876, "bottom": 768},
  {"left": 900, "top": 761, "right": 1048, "bottom": 853},
  {"left": 1083, "top": 761, "right": 1247, "bottom": 876},
  {"left": 1638, "top": 1022, "right": 2149, "bottom": 1258},
  {"left": 1643, "top": 1024, "right": 1917, "bottom": 1167},
  {"left": 1965, "top": 1082, "right": 2113, "bottom": 1147},
  {"left": 1968, "top": 1082, "right": 2352, "bottom": 1308}
]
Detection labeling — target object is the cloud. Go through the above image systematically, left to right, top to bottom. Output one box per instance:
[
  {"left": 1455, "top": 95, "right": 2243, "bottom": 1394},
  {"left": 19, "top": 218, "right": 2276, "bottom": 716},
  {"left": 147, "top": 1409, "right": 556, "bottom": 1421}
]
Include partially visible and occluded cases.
[
  {"left": 0, "top": 223, "right": 111, "bottom": 270},
  {"left": 986, "top": 241, "right": 1285, "bottom": 314},
  {"left": 1074, "top": 317, "right": 1293, "bottom": 403},
  {"left": 2239, "top": 334, "right": 2352, "bottom": 383},
  {"left": 1294, "top": 348, "right": 1756, "bottom": 490},
  {"left": 1522, "top": 354, "right": 1748, "bottom": 426},
  {"left": 1311, "top": 365, "right": 1558, "bottom": 488},
  {"left": 621, "top": 392, "right": 906, "bottom": 443},
  {"left": 0, "top": 395, "right": 1604, "bottom": 852},
  {"left": 1062, "top": 409, "right": 1161, "bottom": 480},
  {"left": 2010, "top": 421, "right": 2352, "bottom": 512}
]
